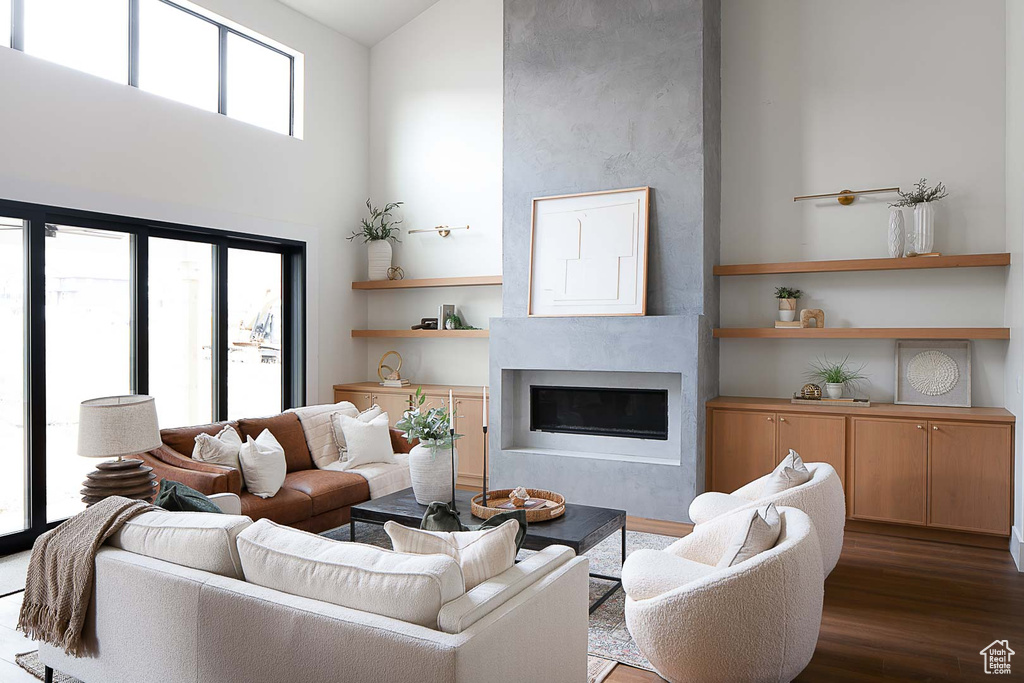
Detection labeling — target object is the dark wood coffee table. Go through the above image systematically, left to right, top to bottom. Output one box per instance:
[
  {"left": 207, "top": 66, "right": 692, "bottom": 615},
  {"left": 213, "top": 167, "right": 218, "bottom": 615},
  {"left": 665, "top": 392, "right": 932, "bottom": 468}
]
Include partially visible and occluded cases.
[{"left": 349, "top": 487, "right": 627, "bottom": 613}]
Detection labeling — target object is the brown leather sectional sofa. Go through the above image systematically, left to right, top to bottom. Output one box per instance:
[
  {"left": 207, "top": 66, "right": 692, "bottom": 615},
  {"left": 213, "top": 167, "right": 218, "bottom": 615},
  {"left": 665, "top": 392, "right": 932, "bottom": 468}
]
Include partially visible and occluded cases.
[{"left": 140, "top": 410, "right": 413, "bottom": 533}]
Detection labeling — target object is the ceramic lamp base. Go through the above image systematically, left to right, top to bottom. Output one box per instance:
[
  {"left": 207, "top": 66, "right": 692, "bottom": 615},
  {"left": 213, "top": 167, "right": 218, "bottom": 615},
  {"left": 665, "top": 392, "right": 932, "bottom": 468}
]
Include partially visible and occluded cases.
[{"left": 81, "top": 458, "right": 157, "bottom": 505}]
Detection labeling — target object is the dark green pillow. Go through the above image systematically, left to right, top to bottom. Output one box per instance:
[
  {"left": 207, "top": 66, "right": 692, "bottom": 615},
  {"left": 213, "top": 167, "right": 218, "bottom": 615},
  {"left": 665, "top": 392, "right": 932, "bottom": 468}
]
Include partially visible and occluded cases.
[{"left": 154, "top": 480, "right": 222, "bottom": 514}]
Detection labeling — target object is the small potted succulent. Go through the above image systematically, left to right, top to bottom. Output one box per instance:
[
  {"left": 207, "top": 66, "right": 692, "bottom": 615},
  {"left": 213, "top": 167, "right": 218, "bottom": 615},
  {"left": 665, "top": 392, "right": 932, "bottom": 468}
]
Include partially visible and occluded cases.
[
  {"left": 889, "top": 179, "right": 948, "bottom": 256},
  {"left": 348, "top": 199, "right": 403, "bottom": 280},
  {"left": 775, "top": 286, "right": 802, "bottom": 322},
  {"left": 807, "top": 355, "right": 867, "bottom": 400},
  {"left": 395, "top": 388, "right": 462, "bottom": 504}
]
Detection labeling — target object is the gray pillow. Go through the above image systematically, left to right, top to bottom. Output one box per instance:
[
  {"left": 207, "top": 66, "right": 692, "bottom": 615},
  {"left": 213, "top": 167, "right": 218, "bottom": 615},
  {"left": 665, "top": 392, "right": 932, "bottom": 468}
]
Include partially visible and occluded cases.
[
  {"left": 761, "top": 449, "right": 811, "bottom": 497},
  {"left": 718, "top": 503, "right": 781, "bottom": 568}
]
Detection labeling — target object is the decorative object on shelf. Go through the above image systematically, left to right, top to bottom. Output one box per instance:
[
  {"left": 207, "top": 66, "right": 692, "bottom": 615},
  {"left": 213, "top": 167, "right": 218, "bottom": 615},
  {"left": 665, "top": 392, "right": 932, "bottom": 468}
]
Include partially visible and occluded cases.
[
  {"left": 890, "top": 179, "right": 947, "bottom": 256},
  {"left": 793, "top": 186, "right": 900, "bottom": 206},
  {"left": 529, "top": 187, "right": 650, "bottom": 317},
  {"left": 347, "top": 199, "right": 403, "bottom": 281},
  {"left": 888, "top": 209, "right": 905, "bottom": 258},
  {"left": 408, "top": 225, "right": 470, "bottom": 238},
  {"left": 386, "top": 266, "right": 405, "bottom": 281},
  {"left": 774, "top": 287, "right": 802, "bottom": 322},
  {"left": 438, "top": 304, "right": 455, "bottom": 332},
  {"left": 800, "top": 308, "right": 825, "bottom": 328},
  {"left": 443, "top": 312, "right": 480, "bottom": 330},
  {"left": 410, "top": 317, "right": 438, "bottom": 330},
  {"left": 775, "top": 321, "right": 801, "bottom": 328},
  {"left": 895, "top": 340, "right": 971, "bottom": 407},
  {"left": 377, "top": 350, "right": 409, "bottom": 387},
  {"left": 806, "top": 355, "right": 867, "bottom": 400},
  {"left": 799, "top": 383, "right": 823, "bottom": 400},
  {"left": 395, "top": 388, "right": 462, "bottom": 505},
  {"left": 78, "top": 395, "right": 162, "bottom": 505},
  {"left": 790, "top": 396, "right": 871, "bottom": 407},
  {"left": 471, "top": 488, "right": 566, "bottom": 522}
]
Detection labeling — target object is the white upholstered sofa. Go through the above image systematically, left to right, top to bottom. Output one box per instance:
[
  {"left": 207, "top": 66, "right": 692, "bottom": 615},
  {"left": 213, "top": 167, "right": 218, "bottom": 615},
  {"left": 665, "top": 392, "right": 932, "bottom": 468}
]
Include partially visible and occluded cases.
[
  {"left": 688, "top": 462, "right": 845, "bottom": 575},
  {"left": 622, "top": 506, "right": 824, "bottom": 683},
  {"left": 39, "top": 508, "right": 590, "bottom": 683}
]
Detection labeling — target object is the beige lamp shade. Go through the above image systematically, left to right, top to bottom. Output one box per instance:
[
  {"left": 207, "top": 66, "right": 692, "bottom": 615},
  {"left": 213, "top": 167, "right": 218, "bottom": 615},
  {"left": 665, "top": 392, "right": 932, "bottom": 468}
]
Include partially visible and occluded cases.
[{"left": 77, "top": 395, "right": 162, "bottom": 459}]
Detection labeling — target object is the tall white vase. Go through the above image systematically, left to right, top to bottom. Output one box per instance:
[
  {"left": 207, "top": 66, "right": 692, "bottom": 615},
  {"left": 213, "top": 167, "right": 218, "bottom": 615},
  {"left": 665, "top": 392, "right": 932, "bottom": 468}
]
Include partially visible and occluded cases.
[
  {"left": 913, "top": 202, "right": 935, "bottom": 254},
  {"left": 887, "top": 209, "right": 904, "bottom": 258},
  {"left": 367, "top": 240, "right": 393, "bottom": 281},
  {"left": 408, "top": 444, "right": 459, "bottom": 505}
]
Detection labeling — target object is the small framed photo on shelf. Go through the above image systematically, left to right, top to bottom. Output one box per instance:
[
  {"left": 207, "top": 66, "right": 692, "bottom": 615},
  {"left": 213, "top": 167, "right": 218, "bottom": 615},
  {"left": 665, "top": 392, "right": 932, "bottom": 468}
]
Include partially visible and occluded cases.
[{"left": 894, "top": 340, "right": 971, "bottom": 407}]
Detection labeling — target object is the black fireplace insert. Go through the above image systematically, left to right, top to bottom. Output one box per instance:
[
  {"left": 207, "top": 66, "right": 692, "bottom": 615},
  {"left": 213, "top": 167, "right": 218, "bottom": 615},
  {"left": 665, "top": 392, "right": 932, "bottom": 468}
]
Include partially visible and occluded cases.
[{"left": 529, "top": 385, "right": 669, "bottom": 440}]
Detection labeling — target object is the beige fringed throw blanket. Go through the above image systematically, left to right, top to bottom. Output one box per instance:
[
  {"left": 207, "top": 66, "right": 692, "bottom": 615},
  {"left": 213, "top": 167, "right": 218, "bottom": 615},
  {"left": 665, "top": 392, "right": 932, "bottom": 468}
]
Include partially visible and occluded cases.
[{"left": 17, "top": 496, "right": 155, "bottom": 656}]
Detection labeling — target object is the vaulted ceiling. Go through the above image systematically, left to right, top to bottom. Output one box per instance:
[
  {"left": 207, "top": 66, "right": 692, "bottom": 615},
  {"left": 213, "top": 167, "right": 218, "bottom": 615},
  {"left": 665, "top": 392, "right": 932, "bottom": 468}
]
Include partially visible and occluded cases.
[{"left": 277, "top": 0, "right": 442, "bottom": 46}]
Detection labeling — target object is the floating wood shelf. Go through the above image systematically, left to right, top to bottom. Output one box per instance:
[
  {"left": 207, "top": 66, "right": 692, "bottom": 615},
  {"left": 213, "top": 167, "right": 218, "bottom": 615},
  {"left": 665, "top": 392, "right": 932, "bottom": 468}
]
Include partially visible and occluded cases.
[
  {"left": 714, "top": 253, "right": 1010, "bottom": 276},
  {"left": 352, "top": 275, "right": 502, "bottom": 290},
  {"left": 713, "top": 327, "right": 1010, "bottom": 340},
  {"left": 352, "top": 329, "right": 490, "bottom": 339}
]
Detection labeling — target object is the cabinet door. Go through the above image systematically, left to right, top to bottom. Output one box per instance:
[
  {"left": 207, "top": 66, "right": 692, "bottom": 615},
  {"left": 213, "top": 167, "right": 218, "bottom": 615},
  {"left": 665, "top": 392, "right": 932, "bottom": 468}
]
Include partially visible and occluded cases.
[
  {"left": 334, "top": 390, "right": 372, "bottom": 412},
  {"left": 370, "top": 392, "right": 413, "bottom": 428},
  {"left": 454, "top": 396, "right": 485, "bottom": 489},
  {"left": 710, "top": 410, "right": 777, "bottom": 493},
  {"left": 777, "top": 413, "right": 846, "bottom": 487},
  {"left": 851, "top": 418, "right": 928, "bottom": 525},
  {"left": 928, "top": 421, "right": 1012, "bottom": 535}
]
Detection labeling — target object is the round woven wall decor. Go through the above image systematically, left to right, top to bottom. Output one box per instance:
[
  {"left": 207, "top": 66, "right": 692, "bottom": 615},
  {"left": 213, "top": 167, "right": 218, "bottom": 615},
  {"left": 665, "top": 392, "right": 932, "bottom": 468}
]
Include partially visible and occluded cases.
[{"left": 907, "top": 350, "right": 959, "bottom": 396}]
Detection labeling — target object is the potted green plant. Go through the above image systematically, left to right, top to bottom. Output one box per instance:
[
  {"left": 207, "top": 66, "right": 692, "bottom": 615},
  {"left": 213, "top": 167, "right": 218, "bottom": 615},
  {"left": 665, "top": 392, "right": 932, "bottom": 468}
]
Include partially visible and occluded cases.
[
  {"left": 889, "top": 179, "right": 947, "bottom": 256},
  {"left": 348, "top": 199, "right": 403, "bottom": 280},
  {"left": 775, "top": 286, "right": 802, "bottom": 322},
  {"left": 807, "top": 355, "right": 867, "bottom": 400},
  {"left": 395, "top": 388, "right": 463, "bottom": 504}
]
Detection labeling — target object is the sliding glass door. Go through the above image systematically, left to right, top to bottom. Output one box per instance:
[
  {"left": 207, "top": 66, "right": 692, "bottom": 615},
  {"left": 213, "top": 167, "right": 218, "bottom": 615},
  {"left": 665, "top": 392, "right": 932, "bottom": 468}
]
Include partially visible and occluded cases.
[
  {"left": 0, "top": 199, "right": 305, "bottom": 554},
  {"left": 0, "top": 218, "right": 26, "bottom": 536}
]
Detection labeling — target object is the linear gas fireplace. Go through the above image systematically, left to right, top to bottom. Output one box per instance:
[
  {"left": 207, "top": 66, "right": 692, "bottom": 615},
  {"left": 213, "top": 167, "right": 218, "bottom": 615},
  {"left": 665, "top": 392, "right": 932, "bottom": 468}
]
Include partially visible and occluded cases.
[{"left": 530, "top": 385, "right": 669, "bottom": 440}]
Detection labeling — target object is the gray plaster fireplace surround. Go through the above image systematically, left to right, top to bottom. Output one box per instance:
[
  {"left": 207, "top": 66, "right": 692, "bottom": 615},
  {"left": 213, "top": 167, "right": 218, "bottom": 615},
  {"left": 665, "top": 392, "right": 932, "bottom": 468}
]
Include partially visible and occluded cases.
[{"left": 490, "top": 0, "right": 722, "bottom": 524}]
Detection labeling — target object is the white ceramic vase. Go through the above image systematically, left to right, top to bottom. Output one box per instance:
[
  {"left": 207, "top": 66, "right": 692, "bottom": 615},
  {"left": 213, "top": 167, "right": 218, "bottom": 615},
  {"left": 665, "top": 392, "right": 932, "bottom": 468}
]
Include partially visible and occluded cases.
[
  {"left": 912, "top": 202, "right": 935, "bottom": 254},
  {"left": 888, "top": 209, "right": 904, "bottom": 258},
  {"left": 367, "top": 240, "right": 393, "bottom": 281},
  {"left": 825, "top": 383, "right": 844, "bottom": 400},
  {"left": 408, "top": 443, "right": 459, "bottom": 505}
]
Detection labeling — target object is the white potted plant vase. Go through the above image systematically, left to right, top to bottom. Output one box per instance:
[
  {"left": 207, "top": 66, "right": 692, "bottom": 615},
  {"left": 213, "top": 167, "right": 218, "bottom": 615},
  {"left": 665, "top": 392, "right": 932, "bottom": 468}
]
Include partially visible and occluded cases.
[
  {"left": 913, "top": 202, "right": 935, "bottom": 253},
  {"left": 367, "top": 240, "right": 392, "bottom": 281},
  {"left": 778, "top": 298, "right": 797, "bottom": 322},
  {"left": 825, "top": 383, "right": 844, "bottom": 400},
  {"left": 408, "top": 443, "right": 459, "bottom": 505}
]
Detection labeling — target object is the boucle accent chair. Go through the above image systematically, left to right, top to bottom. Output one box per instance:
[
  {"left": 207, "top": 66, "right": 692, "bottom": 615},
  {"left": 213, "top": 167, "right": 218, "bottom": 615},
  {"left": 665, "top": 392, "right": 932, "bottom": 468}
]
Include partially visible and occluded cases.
[
  {"left": 689, "top": 462, "right": 845, "bottom": 575},
  {"left": 622, "top": 507, "right": 824, "bottom": 683}
]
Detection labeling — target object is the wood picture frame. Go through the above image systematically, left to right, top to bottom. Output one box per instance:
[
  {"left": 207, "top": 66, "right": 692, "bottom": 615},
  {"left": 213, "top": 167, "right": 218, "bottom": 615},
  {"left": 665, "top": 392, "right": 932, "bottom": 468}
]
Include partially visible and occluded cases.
[{"left": 527, "top": 187, "right": 650, "bottom": 317}]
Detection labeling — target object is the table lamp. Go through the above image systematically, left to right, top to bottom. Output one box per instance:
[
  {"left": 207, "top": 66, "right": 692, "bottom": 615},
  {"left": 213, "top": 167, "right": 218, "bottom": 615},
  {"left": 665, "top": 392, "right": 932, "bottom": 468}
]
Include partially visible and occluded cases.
[{"left": 78, "top": 395, "right": 162, "bottom": 505}]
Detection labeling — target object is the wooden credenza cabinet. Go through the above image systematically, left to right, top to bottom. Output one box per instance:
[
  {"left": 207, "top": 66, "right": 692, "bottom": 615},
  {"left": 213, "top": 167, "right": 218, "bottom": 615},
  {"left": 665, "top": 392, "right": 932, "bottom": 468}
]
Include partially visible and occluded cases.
[
  {"left": 334, "top": 382, "right": 487, "bottom": 489},
  {"left": 707, "top": 397, "right": 1014, "bottom": 537}
]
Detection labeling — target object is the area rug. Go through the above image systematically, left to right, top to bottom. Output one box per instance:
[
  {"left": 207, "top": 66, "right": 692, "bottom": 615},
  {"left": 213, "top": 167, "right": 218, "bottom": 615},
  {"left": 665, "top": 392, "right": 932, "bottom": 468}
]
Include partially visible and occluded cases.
[
  {"left": 0, "top": 550, "right": 31, "bottom": 597},
  {"left": 16, "top": 650, "right": 80, "bottom": 682},
  {"left": 587, "top": 655, "right": 617, "bottom": 682}
]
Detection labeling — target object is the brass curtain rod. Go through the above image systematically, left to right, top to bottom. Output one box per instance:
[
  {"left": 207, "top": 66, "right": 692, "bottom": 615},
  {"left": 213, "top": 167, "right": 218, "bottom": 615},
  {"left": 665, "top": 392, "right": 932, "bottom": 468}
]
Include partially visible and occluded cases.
[{"left": 794, "top": 187, "right": 900, "bottom": 205}]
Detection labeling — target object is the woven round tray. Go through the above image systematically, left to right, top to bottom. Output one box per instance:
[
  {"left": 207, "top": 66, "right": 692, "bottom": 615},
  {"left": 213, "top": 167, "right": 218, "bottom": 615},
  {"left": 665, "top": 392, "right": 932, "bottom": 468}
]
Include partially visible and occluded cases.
[{"left": 471, "top": 488, "right": 566, "bottom": 522}]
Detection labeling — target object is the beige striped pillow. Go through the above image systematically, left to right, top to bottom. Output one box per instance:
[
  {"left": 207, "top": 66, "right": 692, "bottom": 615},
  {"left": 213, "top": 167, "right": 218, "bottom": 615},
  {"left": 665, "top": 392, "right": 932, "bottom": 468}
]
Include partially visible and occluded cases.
[{"left": 384, "top": 519, "right": 519, "bottom": 590}]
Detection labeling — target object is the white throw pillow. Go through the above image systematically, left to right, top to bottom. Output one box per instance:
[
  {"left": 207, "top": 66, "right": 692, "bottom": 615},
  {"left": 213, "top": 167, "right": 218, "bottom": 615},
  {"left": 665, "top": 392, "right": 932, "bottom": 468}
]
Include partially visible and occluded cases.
[
  {"left": 288, "top": 401, "right": 358, "bottom": 469},
  {"left": 331, "top": 404, "right": 384, "bottom": 456},
  {"left": 336, "top": 413, "right": 395, "bottom": 470},
  {"left": 192, "top": 425, "right": 242, "bottom": 471},
  {"left": 238, "top": 429, "right": 287, "bottom": 498},
  {"left": 761, "top": 449, "right": 812, "bottom": 497},
  {"left": 717, "top": 503, "right": 782, "bottom": 568},
  {"left": 236, "top": 519, "right": 464, "bottom": 627},
  {"left": 385, "top": 519, "right": 519, "bottom": 590}
]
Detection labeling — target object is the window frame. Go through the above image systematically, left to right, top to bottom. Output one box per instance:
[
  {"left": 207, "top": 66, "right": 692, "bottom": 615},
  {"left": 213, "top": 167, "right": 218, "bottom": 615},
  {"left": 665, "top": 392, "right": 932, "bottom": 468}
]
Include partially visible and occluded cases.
[
  {"left": 8, "top": 0, "right": 297, "bottom": 136},
  {"left": 0, "top": 196, "right": 306, "bottom": 553}
]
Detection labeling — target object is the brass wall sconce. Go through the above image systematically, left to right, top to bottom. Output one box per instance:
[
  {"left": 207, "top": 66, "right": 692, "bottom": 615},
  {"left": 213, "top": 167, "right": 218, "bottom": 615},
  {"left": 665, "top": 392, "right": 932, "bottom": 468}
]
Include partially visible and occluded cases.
[{"left": 408, "top": 225, "right": 470, "bottom": 238}]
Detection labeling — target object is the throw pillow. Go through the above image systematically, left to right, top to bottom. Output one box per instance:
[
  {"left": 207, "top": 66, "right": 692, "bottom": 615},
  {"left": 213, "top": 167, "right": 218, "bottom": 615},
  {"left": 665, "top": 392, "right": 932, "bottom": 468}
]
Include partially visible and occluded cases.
[
  {"left": 288, "top": 402, "right": 359, "bottom": 469},
  {"left": 331, "top": 404, "right": 384, "bottom": 456},
  {"left": 335, "top": 412, "right": 395, "bottom": 470},
  {"left": 237, "top": 413, "right": 314, "bottom": 473},
  {"left": 192, "top": 425, "right": 242, "bottom": 471},
  {"left": 238, "top": 429, "right": 287, "bottom": 498},
  {"left": 761, "top": 449, "right": 812, "bottom": 497},
  {"left": 154, "top": 479, "right": 223, "bottom": 513},
  {"left": 717, "top": 503, "right": 782, "bottom": 568},
  {"left": 385, "top": 518, "right": 519, "bottom": 590}
]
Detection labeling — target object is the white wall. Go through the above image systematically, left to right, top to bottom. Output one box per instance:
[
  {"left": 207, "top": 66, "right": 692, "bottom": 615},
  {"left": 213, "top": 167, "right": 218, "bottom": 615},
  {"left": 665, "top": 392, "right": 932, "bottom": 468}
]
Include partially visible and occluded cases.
[
  {"left": 0, "top": 0, "right": 369, "bottom": 404},
  {"left": 364, "top": 0, "right": 503, "bottom": 387},
  {"left": 720, "top": 0, "right": 1007, "bottom": 405},
  {"left": 1006, "top": 0, "right": 1024, "bottom": 570}
]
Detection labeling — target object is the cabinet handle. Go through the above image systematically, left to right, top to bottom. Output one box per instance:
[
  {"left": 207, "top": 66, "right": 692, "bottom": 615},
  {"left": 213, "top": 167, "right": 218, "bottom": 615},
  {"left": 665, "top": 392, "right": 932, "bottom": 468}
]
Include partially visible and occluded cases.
[
  {"left": 767, "top": 417, "right": 773, "bottom": 422},
  {"left": 779, "top": 417, "right": 786, "bottom": 423},
  {"left": 916, "top": 424, "right": 923, "bottom": 429},
  {"left": 932, "top": 425, "right": 939, "bottom": 431}
]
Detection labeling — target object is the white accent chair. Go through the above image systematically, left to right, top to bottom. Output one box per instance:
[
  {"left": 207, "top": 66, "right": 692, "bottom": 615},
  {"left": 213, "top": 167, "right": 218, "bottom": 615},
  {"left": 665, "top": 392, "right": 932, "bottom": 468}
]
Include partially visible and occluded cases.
[
  {"left": 689, "top": 462, "right": 845, "bottom": 575},
  {"left": 623, "top": 506, "right": 824, "bottom": 683}
]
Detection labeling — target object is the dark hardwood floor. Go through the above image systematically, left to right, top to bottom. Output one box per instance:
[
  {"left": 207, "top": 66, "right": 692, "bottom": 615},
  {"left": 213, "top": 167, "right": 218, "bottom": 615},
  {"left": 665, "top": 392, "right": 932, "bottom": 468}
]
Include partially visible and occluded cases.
[{"left": 606, "top": 530, "right": 1024, "bottom": 682}]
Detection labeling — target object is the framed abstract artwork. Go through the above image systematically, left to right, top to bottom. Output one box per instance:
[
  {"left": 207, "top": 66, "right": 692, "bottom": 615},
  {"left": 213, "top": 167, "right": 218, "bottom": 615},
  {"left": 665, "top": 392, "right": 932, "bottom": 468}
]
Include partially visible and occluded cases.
[
  {"left": 528, "top": 187, "right": 650, "bottom": 317},
  {"left": 894, "top": 340, "right": 972, "bottom": 407}
]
